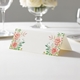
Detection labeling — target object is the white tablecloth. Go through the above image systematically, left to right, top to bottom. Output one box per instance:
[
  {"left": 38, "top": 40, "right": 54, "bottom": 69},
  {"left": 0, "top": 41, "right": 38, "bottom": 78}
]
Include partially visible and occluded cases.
[{"left": 0, "top": 22, "right": 80, "bottom": 80}]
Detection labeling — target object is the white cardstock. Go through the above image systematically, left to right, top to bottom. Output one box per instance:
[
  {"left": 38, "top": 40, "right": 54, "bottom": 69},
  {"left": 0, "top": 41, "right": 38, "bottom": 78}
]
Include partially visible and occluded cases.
[{"left": 10, "top": 29, "right": 71, "bottom": 56}]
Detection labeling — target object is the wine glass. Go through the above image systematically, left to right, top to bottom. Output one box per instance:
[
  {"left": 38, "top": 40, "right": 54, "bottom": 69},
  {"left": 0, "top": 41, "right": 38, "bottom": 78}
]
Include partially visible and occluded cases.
[
  {"left": 0, "top": 0, "right": 13, "bottom": 37},
  {"left": 28, "top": 6, "right": 48, "bottom": 29},
  {"left": 77, "top": 8, "right": 80, "bottom": 24}
]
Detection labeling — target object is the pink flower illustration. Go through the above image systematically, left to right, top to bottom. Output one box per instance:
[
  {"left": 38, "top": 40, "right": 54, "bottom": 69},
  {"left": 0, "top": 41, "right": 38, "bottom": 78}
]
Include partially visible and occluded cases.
[
  {"left": 10, "top": 29, "right": 27, "bottom": 50},
  {"left": 14, "top": 33, "right": 20, "bottom": 40},
  {"left": 44, "top": 33, "right": 64, "bottom": 56},
  {"left": 49, "top": 35, "right": 53, "bottom": 40},
  {"left": 54, "top": 38, "right": 61, "bottom": 46},
  {"left": 11, "top": 42, "right": 17, "bottom": 48},
  {"left": 51, "top": 48, "right": 57, "bottom": 54}
]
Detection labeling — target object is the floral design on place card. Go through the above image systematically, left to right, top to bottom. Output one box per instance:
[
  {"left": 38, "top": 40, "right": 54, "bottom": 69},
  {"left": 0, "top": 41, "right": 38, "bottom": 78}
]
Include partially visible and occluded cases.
[
  {"left": 10, "top": 29, "right": 27, "bottom": 50},
  {"left": 44, "top": 33, "right": 65, "bottom": 56}
]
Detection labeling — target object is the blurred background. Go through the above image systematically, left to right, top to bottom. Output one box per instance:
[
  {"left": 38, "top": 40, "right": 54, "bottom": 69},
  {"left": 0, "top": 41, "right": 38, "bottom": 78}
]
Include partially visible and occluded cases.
[{"left": 0, "top": 0, "right": 80, "bottom": 22}]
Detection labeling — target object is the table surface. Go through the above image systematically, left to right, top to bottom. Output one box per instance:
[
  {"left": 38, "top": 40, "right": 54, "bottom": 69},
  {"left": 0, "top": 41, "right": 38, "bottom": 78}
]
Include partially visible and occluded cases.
[
  {"left": 0, "top": 22, "right": 80, "bottom": 80},
  {"left": 1, "top": 22, "right": 80, "bottom": 35}
]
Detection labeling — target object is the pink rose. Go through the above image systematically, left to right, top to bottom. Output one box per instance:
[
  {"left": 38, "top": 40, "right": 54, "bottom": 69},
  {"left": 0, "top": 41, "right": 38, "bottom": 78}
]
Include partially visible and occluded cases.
[
  {"left": 14, "top": 33, "right": 20, "bottom": 40},
  {"left": 55, "top": 38, "right": 61, "bottom": 46},
  {"left": 12, "top": 42, "right": 17, "bottom": 48},
  {"left": 51, "top": 48, "right": 57, "bottom": 54}
]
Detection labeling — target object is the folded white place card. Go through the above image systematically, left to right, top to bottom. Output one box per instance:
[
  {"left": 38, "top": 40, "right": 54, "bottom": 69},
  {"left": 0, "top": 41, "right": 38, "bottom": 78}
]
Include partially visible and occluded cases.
[{"left": 10, "top": 29, "right": 71, "bottom": 56}]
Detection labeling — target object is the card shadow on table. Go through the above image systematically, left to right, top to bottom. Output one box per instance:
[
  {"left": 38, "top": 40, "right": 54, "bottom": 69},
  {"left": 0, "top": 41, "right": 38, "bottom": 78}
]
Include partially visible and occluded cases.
[{"left": 59, "top": 50, "right": 80, "bottom": 58}]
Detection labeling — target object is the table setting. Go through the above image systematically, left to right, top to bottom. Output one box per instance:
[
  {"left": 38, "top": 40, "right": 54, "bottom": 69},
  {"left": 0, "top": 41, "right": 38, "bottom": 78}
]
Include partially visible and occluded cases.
[{"left": 0, "top": 0, "right": 80, "bottom": 80}]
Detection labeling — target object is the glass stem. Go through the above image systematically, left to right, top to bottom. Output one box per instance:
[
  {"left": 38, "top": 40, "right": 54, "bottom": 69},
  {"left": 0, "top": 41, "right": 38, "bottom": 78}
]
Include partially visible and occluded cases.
[
  {"left": 1, "top": 9, "right": 5, "bottom": 31},
  {"left": 35, "top": 15, "right": 42, "bottom": 25}
]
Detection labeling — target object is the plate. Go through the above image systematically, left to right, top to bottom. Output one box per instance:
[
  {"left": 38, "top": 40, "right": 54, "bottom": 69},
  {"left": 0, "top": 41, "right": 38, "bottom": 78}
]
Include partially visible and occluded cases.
[
  {"left": 0, "top": 31, "right": 14, "bottom": 38},
  {"left": 67, "top": 34, "right": 80, "bottom": 42}
]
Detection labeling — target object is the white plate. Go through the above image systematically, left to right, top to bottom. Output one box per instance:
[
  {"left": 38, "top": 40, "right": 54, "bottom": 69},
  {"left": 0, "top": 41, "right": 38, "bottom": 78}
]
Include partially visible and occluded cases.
[
  {"left": 0, "top": 31, "right": 14, "bottom": 38},
  {"left": 67, "top": 34, "right": 80, "bottom": 42}
]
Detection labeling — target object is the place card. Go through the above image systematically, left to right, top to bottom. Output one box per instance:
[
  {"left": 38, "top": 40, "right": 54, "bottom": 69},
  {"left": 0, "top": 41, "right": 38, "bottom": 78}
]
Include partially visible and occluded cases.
[{"left": 9, "top": 29, "right": 71, "bottom": 56}]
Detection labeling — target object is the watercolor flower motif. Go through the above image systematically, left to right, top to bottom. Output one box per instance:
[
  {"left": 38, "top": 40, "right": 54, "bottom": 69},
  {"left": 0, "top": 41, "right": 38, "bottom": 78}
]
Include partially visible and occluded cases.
[
  {"left": 10, "top": 29, "right": 27, "bottom": 50},
  {"left": 13, "top": 32, "right": 21, "bottom": 40},
  {"left": 44, "top": 33, "right": 65, "bottom": 56},
  {"left": 54, "top": 37, "right": 61, "bottom": 46},
  {"left": 11, "top": 42, "right": 18, "bottom": 49},
  {"left": 50, "top": 42, "right": 58, "bottom": 55},
  {"left": 51, "top": 47, "right": 57, "bottom": 55}
]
